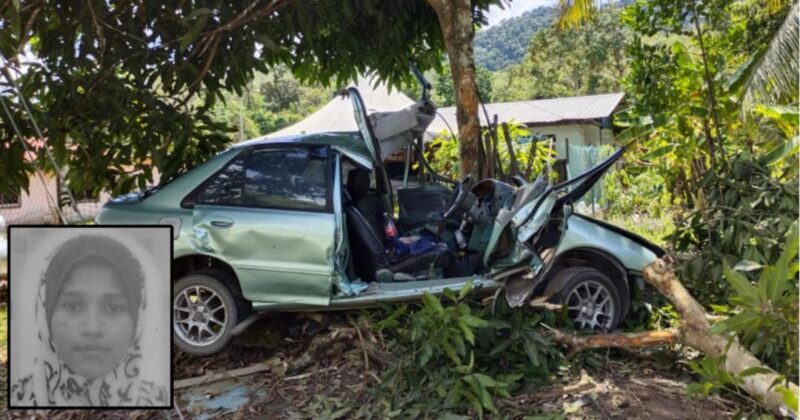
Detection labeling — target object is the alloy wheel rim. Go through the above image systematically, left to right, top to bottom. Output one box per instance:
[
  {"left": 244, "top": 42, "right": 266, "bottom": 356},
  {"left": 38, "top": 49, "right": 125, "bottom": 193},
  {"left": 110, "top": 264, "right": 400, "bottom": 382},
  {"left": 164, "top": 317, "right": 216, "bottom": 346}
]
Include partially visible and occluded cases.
[
  {"left": 566, "top": 280, "right": 615, "bottom": 330},
  {"left": 174, "top": 285, "right": 228, "bottom": 346}
]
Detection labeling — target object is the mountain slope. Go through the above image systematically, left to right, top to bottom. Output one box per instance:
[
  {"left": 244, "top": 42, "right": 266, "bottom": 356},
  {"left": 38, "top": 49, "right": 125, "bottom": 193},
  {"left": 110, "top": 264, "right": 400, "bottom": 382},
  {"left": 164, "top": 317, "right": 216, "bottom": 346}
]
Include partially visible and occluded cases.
[{"left": 474, "top": 6, "right": 554, "bottom": 71}]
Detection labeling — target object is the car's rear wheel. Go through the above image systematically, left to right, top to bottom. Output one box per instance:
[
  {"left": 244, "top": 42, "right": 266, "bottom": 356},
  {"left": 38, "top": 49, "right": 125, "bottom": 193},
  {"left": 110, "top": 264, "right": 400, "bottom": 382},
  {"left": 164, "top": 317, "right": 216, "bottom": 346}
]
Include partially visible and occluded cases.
[
  {"left": 545, "top": 267, "right": 623, "bottom": 330},
  {"left": 173, "top": 270, "right": 240, "bottom": 356}
]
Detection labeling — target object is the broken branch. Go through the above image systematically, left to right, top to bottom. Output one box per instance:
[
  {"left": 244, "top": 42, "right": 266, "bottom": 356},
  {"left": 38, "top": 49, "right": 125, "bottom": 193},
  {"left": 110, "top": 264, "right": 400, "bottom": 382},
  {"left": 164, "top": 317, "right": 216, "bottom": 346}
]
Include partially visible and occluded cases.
[
  {"left": 543, "top": 257, "right": 798, "bottom": 414},
  {"left": 543, "top": 325, "right": 680, "bottom": 358},
  {"left": 174, "top": 357, "right": 281, "bottom": 390}
]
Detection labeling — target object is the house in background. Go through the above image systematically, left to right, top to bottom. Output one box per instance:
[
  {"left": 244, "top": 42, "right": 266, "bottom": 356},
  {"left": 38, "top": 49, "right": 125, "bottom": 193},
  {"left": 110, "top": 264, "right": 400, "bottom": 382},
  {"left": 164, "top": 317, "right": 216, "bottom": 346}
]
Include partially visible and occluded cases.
[
  {"left": 429, "top": 92, "right": 625, "bottom": 179},
  {"left": 429, "top": 92, "right": 625, "bottom": 153},
  {"left": 1, "top": 140, "right": 113, "bottom": 224},
  {"left": 0, "top": 171, "right": 112, "bottom": 225}
]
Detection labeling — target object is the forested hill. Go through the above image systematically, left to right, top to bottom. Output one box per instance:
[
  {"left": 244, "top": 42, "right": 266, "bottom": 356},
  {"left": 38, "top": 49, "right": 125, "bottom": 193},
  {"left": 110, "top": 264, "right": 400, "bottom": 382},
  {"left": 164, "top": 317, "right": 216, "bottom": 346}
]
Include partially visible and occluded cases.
[{"left": 474, "top": 6, "right": 553, "bottom": 71}]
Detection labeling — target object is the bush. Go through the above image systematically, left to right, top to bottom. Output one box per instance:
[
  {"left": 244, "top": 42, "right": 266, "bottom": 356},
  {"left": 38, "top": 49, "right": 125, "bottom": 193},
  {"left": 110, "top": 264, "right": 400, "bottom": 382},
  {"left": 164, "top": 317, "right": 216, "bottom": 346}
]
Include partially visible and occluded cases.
[
  {"left": 424, "top": 120, "right": 556, "bottom": 181},
  {"left": 672, "top": 152, "right": 799, "bottom": 304},
  {"left": 369, "top": 282, "right": 563, "bottom": 417}
]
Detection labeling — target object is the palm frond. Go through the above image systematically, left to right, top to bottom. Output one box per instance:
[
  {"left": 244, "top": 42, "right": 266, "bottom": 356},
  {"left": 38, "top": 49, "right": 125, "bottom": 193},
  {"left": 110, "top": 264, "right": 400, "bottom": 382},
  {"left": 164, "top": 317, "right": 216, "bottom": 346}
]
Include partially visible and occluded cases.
[
  {"left": 555, "top": 0, "right": 599, "bottom": 30},
  {"left": 743, "top": 2, "right": 799, "bottom": 109}
]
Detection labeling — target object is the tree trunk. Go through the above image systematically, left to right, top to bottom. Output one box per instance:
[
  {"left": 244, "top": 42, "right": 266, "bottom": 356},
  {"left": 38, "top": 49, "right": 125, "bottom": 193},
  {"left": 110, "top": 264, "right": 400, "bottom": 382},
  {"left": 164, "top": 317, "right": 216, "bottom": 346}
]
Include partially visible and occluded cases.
[
  {"left": 426, "top": 0, "right": 482, "bottom": 178},
  {"left": 546, "top": 257, "right": 798, "bottom": 414}
]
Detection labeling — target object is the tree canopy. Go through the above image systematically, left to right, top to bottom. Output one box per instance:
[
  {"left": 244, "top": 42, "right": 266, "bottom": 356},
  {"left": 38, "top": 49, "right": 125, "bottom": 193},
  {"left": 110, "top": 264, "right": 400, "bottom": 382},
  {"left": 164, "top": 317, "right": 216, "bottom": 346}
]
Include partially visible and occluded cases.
[{"left": 0, "top": 0, "right": 496, "bottom": 197}]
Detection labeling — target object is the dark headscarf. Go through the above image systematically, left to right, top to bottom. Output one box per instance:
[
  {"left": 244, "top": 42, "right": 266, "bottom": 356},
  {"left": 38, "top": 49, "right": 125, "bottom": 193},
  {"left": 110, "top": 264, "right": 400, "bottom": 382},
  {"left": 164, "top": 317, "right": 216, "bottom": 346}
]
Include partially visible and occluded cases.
[{"left": 43, "top": 234, "right": 144, "bottom": 332}]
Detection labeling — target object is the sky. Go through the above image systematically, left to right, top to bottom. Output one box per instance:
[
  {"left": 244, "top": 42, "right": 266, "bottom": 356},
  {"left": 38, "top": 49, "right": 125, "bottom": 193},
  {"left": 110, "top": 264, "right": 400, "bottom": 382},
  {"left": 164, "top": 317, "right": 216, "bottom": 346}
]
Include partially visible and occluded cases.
[{"left": 484, "top": 0, "right": 557, "bottom": 27}]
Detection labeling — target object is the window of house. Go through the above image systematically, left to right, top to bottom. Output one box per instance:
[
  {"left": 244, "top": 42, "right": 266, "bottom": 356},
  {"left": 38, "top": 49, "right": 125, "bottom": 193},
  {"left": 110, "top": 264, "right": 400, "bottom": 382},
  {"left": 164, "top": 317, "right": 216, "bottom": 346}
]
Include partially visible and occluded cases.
[{"left": 0, "top": 185, "right": 21, "bottom": 207}]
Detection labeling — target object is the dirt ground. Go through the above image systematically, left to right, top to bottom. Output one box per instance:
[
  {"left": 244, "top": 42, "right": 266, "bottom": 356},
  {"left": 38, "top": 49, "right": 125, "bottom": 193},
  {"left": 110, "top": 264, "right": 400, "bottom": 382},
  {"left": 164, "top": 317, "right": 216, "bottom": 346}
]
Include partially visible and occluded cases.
[{"left": 2, "top": 312, "right": 743, "bottom": 419}]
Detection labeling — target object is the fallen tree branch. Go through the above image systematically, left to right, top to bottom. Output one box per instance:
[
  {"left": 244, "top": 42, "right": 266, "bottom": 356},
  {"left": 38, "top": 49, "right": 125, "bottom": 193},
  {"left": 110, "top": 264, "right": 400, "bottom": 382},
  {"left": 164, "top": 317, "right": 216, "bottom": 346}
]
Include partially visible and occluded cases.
[
  {"left": 544, "top": 257, "right": 798, "bottom": 414},
  {"left": 644, "top": 258, "right": 798, "bottom": 414},
  {"left": 543, "top": 325, "right": 680, "bottom": 358},
  {"left": 174, "top": 357, "right": 281, "bottom": 390}
]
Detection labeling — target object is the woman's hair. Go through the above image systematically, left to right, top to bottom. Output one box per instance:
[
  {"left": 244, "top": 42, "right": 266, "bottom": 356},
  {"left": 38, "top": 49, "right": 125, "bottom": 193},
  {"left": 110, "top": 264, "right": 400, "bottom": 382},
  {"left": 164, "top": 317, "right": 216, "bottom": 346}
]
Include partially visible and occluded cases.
[{"left": 43, "top": 234, "right": 145, "bottom": 332}]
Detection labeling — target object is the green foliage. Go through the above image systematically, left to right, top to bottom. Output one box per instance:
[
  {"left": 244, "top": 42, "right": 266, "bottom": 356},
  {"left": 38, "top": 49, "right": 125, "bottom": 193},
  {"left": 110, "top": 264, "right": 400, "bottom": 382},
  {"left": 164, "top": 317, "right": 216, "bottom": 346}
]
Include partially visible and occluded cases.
[
  {"left": 0, "top": 0, "right": 499, "bottom": 197},
  {"left": 473, "top": 6, "right": 554, "bottom": 71},
  {"left": 491, "top": 7, "right": 631, "bottom": 102},
  {"left": 431, "top": 64, "right": 494, "bottom": 107},
  {"left": 210, "top": 68, "right": 330, "bottom": 142},
  {"left": 425, "top": 120, "right": 556, "bottom": 180},
  {"left": 425, "top": 130, "right": 463, "bottom": 178},
  {"left": 673, "top": 153, "right": 799, "bottom": 304},
  {"left": 709, "top": 222, "right": 799, "bottom": 382},
  {"left": 686, "top": 223, "right": 798, "bottom": 413},
  {"left": 370, "top": 283, "right": 562, "bottom": 417},
  {"left": 686, "top": 356, "right": 744, "bottom": 397}
]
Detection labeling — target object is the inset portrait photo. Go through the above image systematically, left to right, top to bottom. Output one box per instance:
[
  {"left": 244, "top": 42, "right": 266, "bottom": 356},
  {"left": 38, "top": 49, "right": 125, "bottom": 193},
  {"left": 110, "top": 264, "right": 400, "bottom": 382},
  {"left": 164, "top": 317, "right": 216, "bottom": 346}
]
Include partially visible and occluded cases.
[{"left": 8, "top": 226, "right": 172, "bottom": 408}]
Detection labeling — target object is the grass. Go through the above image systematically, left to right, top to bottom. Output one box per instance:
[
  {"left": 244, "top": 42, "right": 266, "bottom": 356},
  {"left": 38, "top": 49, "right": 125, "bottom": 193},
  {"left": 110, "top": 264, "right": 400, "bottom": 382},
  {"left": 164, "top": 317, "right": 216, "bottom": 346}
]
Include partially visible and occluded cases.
[{"left": 603, "top": 212, "right": 676, "bottom": 247}]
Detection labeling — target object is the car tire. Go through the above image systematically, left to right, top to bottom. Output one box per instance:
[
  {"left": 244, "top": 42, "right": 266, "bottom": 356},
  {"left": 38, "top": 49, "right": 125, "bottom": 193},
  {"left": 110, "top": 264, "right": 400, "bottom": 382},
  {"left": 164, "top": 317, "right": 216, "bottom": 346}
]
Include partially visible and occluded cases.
[
  {"left": 545, "top": 267, "right": 624, "bottom": 330},
  {"left": 173, "top": 270, "right": 241, "bottom": 356}
]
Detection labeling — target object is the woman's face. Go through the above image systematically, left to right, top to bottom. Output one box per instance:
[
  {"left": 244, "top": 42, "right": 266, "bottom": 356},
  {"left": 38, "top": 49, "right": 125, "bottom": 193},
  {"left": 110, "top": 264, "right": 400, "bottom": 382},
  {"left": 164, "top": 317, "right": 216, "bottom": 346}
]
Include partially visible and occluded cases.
[{"left": 50, "top": 264, "right": 135, "bottom": 379}]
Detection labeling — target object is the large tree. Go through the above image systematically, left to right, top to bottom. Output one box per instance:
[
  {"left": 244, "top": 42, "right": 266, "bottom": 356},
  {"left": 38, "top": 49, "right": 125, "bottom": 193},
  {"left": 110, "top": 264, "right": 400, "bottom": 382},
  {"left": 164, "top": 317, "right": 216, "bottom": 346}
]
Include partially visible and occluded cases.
[{"left": 0, "top": 0, "right": 494, "bottom": 199}]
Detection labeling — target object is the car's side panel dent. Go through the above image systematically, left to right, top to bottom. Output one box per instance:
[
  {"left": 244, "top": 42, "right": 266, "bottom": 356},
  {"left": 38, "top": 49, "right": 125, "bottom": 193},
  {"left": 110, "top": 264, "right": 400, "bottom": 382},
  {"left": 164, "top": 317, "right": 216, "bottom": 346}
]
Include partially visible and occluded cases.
[{"left": 192, "top": 205, "right": 335, "bottom": 306}]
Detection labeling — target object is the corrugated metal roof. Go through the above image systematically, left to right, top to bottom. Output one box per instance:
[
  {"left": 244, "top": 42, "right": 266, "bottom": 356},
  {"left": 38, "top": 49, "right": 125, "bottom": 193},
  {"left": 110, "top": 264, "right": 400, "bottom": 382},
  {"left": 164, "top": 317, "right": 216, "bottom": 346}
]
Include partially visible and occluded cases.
[{"left": 428, "top": 92, "right": 624, "bottom": 133}]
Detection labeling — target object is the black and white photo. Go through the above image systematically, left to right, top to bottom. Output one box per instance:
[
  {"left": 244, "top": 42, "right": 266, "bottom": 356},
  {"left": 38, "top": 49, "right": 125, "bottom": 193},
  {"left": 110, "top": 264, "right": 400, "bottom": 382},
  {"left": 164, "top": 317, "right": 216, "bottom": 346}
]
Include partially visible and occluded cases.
[{"left": 8, "top": 226, "right": 172, "bottom": 408}]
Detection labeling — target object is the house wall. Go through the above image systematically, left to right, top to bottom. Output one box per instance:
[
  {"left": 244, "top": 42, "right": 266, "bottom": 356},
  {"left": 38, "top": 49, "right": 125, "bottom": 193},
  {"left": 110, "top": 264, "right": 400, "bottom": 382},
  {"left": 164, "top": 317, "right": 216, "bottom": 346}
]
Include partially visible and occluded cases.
[
  {"left": 525, "top": 123, "right": 604, "bottom": 159},
  {"left": 0, "top": 173, "right": 111, "bottom": 225}
]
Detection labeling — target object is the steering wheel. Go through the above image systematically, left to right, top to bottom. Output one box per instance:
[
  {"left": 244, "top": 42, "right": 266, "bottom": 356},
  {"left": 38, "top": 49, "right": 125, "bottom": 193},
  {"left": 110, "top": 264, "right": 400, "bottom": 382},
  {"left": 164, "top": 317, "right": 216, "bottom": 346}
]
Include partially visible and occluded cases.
[{"left": 443, "top": 175, "right": 474, "bottom": 219}]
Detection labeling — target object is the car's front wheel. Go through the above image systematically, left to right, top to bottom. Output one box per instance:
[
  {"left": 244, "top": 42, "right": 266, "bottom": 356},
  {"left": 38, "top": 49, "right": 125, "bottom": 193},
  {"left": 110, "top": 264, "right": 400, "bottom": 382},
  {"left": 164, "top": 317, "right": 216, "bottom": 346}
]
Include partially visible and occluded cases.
[
  {"left": 545, "top": 267, "right": 623, "bottom": 330},
  {"left": 173, "top": 270, "right": 240, "bottom": 356}
]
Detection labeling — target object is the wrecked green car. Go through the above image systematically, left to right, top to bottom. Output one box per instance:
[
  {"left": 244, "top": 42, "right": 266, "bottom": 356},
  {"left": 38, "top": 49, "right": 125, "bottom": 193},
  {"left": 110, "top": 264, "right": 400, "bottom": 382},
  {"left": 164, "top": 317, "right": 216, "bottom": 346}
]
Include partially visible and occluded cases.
[{"left": 97, "top": 72, "right": 664, "bottom": 356}]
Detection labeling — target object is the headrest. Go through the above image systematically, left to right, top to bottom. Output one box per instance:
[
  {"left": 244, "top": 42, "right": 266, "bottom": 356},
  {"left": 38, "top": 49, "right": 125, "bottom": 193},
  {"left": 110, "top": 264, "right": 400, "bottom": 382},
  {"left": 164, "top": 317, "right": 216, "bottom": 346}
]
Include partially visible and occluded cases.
[{"left": 346, "top": 169, "right": 371, "bottom": 202}]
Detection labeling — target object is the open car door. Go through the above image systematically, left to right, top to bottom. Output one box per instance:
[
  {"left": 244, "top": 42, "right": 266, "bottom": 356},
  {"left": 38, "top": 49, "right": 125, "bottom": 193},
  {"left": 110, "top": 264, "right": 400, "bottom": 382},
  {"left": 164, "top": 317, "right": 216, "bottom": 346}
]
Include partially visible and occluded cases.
[
  {"left": 348, "top": 87, "right": 395, "bottom": 212},
  {"left": 504, "top": 147, "right": 626, "bottom": 307}
]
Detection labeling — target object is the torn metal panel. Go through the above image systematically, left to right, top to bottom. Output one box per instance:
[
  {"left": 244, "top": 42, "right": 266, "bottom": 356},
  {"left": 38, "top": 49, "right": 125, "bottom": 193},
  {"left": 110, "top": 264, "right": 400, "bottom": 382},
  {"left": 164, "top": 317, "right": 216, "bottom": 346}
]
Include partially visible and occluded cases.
[{"left": 504, "top": 250, "right": 547, "bottom": 307}]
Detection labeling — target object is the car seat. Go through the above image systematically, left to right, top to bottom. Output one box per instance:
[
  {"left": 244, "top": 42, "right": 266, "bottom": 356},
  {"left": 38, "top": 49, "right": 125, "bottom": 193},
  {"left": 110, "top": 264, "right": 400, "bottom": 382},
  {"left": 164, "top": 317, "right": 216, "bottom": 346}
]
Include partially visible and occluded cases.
[{"left": 345, "top": 169, "right": 453, "bottom": 282}]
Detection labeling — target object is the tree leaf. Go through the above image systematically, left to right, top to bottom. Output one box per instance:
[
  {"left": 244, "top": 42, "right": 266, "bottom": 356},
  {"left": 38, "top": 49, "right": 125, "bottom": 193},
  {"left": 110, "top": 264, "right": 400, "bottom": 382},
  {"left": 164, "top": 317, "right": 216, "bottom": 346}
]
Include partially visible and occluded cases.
[
  {"left": 180, "top": 14, "right": 210, "bottom": 53},
  {"left": 723, "top": 260, "right": 760, "bottom": 308},
  {"left": 458, "top": 280, "right": 474, "bottom": 301},
  {"left": 422, "top": 292, "right": 444, "bottom": 315},
  {"left": 709, "top": 312, "right": 759, "bottom": 335},
  {"left": 460, "top": 314, "right": 488, "bottom": 328},
  {"left": 738, "top": 366, "right": 773, "bottom": 377}
]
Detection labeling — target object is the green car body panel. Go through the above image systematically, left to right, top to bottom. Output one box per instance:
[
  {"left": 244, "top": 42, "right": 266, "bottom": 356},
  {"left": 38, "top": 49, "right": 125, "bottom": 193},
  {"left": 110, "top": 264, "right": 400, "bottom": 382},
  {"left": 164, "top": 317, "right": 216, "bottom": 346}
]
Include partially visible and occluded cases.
[
  {"left": 97, "top": 125, "right": 661, "bottom": 316},
  {"left": 97, "top": 133, "right": 371, "bottom": 307}
]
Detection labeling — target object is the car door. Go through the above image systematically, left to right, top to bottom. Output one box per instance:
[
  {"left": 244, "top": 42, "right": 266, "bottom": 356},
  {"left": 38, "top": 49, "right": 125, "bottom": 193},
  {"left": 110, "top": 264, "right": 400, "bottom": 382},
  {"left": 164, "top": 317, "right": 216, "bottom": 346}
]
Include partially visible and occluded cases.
[
  {"left": 348, "top": 87, "right": 394, "bottom": 212},
  {"left": 188, "top": 145, "right": 336, "bottom": 306},
  {"left": 499, "top": 147, "right": 627, "bottom": 306}
]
